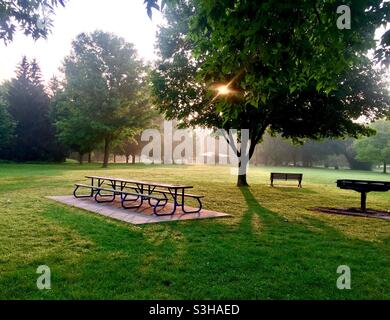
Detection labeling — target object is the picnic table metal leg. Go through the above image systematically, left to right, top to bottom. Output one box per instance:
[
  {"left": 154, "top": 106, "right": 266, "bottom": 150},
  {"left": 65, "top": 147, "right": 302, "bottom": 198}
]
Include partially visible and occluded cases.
[
  {"left": 90, "top": 178, "right": 95, "bottom": 196},
  {"left": 153, "top": 188, "right": 178, "bottom": 216}
]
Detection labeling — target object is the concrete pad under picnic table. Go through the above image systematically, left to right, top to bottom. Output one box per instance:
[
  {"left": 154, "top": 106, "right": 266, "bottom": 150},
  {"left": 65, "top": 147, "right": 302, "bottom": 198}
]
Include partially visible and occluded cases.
[{"left": 47, "top": 196, "right": 230, "bottom": 225}]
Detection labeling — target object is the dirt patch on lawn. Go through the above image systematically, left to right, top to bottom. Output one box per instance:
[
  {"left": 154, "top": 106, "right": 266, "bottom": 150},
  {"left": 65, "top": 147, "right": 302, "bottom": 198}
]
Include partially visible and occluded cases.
[{"left": 311, "top": 207, "right": 390, "bottom": 221}]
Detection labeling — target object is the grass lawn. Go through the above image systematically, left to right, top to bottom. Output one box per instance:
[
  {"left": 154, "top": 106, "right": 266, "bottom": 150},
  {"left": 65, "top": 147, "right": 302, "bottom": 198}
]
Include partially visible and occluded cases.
[{"left": 0, "top": 163, "right": 389, "bottom": 299}]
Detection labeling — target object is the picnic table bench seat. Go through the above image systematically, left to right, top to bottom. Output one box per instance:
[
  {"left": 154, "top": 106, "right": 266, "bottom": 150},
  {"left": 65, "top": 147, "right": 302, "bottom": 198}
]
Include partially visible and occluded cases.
[
  {"left": 150, "top": 188, "right": 205, "bottom": 199},
  {"left": 150, "top": 189, "right": 204, "bottom": 213}
]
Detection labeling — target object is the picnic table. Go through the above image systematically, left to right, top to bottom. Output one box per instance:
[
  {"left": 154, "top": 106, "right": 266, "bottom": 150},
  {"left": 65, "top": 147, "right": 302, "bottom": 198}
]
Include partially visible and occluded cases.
[{"left": 73, "top": 176, "right": 204, "bottom": 216}]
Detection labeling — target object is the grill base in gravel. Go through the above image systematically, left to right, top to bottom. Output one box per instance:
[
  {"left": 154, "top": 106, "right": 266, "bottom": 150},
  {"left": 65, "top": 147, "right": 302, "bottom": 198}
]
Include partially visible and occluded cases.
[{"left": 312, "top": 207, "right": 390, "bottom": 220}]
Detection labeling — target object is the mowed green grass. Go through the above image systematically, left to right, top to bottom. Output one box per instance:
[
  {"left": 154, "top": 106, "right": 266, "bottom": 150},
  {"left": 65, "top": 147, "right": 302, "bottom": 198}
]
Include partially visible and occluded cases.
[{"left": 0, "top": 163, "right": 389, "bottom": 299}]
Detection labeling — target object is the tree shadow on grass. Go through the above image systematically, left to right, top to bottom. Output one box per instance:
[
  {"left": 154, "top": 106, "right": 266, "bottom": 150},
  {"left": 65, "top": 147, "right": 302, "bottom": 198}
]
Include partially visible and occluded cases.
[
  {"left": 158, "top": 187, "right": 390, "bottom": 299},
  {"left": 25, "top": 191, "right": 390, "bottom": 300},
  {"left": 32, "top": 204, "right": 194, "bottom": 299}
]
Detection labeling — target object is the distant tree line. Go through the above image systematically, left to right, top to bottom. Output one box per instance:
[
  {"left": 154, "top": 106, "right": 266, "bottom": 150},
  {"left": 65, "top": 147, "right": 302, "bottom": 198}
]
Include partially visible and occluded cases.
[
  {"left": 0, "top": 31, "right": 156, "bottom": 165},
  {"left": 252, "top": 121, "right": 390, "bottom": 173},
  {"left": 252, "top": 134, "right": 370, "bottom": 170}
]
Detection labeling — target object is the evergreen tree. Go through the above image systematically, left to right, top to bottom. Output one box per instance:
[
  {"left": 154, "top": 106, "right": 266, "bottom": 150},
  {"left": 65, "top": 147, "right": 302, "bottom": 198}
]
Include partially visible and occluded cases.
[
  {"left": 6, "top": 57, "right": 65, "bottom": 162},
  {"left": 48, "top": 76, "right": 62, "bottom": 98},
  {"left": 0, "top": 83, "right": 15, "bottom": 156}
]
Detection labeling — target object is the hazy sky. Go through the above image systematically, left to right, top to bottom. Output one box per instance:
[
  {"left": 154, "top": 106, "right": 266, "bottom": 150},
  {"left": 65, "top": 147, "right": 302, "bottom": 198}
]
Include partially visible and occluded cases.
[
  {"left": 0, "top": 0, "right": 164, "bottom": 83},
  {"left": 0, "top": 1, "right": 388, "bottom": 85}
]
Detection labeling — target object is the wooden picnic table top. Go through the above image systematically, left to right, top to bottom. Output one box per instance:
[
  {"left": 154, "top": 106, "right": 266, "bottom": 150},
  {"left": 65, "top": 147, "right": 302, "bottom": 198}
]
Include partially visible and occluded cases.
[{"left": 85, "top": 175, "right": 194, "bottom": 189}]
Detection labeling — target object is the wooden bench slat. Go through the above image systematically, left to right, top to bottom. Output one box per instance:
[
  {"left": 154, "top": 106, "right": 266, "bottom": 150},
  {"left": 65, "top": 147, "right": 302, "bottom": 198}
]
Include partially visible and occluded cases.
[
  {"left": 75, "top": 183, "right": 97, "bottom": 188},
  {"left": 75, "top": 184, "right": 166, "bottom": 201},
  {"left": 97, "top": 188, "right": 165, "bottom": 201},
  {"left": 150, "top": 189, "right": 204, "bottom": 198},
  {"left": 182, "top": 193, "right": 205, "bottom": 198}
]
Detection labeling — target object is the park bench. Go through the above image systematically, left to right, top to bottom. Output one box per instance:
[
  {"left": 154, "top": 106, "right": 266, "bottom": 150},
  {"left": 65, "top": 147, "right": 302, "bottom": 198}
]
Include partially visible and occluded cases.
[
  {"left": 270, "top": 172, "right": 303, "bottom": 188},
  {"left": 73, "top": 176, "right": 204, "bottom": 216}
]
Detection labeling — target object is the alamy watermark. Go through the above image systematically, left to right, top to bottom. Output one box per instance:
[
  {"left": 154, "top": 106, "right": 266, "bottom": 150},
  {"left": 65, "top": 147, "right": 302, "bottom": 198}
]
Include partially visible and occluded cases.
[
  {"left": 337, "top": 5, "right": 351, "bottom": 30},
  {"left": 140, "top": 121, "right": 250, "bottom": 176},
  {"left": 36, "top": 265, "right": 51, "bottom": 290},
  {"left": 336, "top": 265, "right": 351, "bottom": 290}
]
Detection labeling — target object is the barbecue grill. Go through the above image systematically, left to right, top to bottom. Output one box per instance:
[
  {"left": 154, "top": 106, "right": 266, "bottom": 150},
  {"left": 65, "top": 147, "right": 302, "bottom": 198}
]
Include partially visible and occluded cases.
[{"left": 336, "top": 179, "right": 390, "bottom": 212}]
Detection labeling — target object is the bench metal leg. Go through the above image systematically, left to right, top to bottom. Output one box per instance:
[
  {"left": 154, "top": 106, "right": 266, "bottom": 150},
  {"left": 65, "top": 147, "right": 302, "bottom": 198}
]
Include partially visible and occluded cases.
[
  {"left": 73, "top": 185, "right": 95, "bottom": 198},
  {"left": 151, "top": 188, "right": 179, "bottom": 216},
  {"left": 94, "top": 190, "right": 116, "bottom": 203},
  {"left": 153, "top": 191, "right": 178, "bottom": 216},
  {"left": 121, "top": 193, "right": 143, "bottom": 209},
  {"left": 148, "top": 193, "right": 168, "bottom": 208},
  {"left": 154, "top": 196, "right": 203, "bottom": 215},
  {"left": 181, "top": 197, "right": 202, "bottom": 214},
  {"left": 153, "top": 199, "right": 175, "bottom": 216},
  {"left": 152, "top": 200, "right": 168, "bottom": 215}
]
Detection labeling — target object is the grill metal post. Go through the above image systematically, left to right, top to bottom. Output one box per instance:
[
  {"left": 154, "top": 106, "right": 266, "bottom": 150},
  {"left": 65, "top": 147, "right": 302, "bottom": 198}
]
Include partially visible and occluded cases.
[{"left": 360, "top": 192, "right": 367, "bottom": 212}]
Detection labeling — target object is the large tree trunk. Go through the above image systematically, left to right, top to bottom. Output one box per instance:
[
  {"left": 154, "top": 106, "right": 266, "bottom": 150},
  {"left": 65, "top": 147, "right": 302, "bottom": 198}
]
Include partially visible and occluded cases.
[
  {"left": 224, "top": 126, "right": 265, "bottom": 187},
  {"left": 102, "top": 138, "right": 110, "bottom": 168},
  {"left": 88, "top": 152, "right": 92, "bottom": 163},
  {"left": 132, "top": 154, "right": 136, "bottom": 164},
  {"left": 126, "top": 155, "right": 129, "bottom": 164},
  {"left": 237, "top": 159, "right": 249, "bottom": 187},
  {"left": 384, "top": 160, "right": 387, "bottom": 174},
  {"left": 237, "top": 173, "right": 249, "bottom": 187}
]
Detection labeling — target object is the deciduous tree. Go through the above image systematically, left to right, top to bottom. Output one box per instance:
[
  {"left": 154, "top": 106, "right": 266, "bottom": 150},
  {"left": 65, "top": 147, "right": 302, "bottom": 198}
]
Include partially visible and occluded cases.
[
  {"left": 0, "top": 0, "right": 66, "bottom": 43},
  {"left": 151, "top": 0, "right": 390, "bottom": 186},
  {"left": 58, "top": 31, "right": 155, "bottom": 167},
  {"left": 354, "top": 120, "right": 390, "bottom": 174}
]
